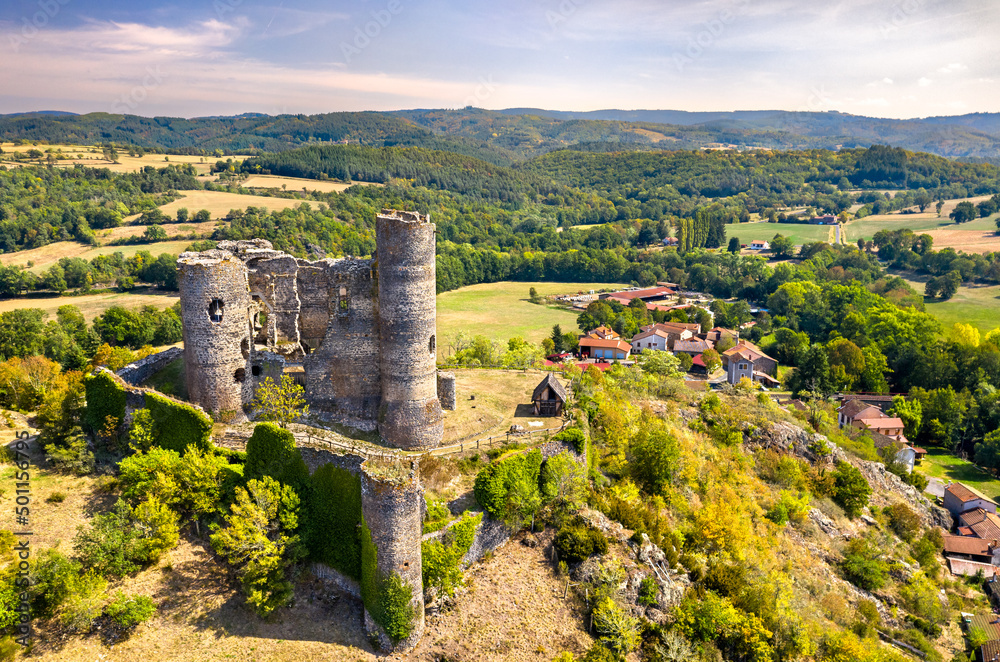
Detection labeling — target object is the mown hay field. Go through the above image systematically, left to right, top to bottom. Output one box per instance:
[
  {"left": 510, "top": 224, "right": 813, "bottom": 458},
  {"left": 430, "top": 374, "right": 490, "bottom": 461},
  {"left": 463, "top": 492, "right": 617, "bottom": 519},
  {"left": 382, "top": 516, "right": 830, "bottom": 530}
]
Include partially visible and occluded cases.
[
  {"left": 0, "top": 240, "right": 193, "bottom": 273},
  {"left": 0, "top": 289, "right": 179, "bottom": 321}
]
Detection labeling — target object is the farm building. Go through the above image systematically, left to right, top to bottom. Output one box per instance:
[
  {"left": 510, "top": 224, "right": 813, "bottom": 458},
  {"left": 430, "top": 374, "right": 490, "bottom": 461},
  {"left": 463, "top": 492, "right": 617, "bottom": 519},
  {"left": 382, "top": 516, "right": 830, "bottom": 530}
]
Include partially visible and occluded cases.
[{"left": 532, "top": 374, "right": 567, "bottom": 416}]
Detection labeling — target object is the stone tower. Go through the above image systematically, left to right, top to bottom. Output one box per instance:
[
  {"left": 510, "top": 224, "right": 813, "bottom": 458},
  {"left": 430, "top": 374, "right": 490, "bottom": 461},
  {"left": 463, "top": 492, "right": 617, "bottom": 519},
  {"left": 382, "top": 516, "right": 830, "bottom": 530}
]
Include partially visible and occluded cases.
[
  {"left": 375, "top": 210, "right": 444, "bottom": 450},
  {"left": 177, "top": 251, "right": 252, "bottom": 418},
  {"left": 360, "top": 459, "right": 425, "bottom": 652}
]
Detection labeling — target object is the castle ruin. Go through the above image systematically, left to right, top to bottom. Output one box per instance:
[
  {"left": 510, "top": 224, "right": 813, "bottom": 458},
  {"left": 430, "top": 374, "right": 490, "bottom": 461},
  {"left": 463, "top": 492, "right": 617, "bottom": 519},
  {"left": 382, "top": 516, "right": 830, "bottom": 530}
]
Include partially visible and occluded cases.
[{"left": 177, "top": 209, "right": 454, "bottom": 451}]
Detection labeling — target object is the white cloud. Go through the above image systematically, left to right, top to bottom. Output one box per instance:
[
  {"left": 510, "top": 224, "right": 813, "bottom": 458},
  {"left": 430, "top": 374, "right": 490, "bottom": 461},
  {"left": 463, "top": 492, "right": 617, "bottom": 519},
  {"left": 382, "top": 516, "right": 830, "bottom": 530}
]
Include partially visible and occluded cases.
[
  {"left": 937, "top": 62, "right": 967, "bottom": 74},
  {"left": 918, "top": 77, "right": 933, "bottom": 87}
]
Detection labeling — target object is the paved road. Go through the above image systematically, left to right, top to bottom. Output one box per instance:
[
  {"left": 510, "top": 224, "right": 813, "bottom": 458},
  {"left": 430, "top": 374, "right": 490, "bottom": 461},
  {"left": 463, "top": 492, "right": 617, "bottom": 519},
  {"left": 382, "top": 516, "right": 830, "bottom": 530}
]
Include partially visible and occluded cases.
[{"left": 925, "top": 476, "right": 945, "bottom": 499}]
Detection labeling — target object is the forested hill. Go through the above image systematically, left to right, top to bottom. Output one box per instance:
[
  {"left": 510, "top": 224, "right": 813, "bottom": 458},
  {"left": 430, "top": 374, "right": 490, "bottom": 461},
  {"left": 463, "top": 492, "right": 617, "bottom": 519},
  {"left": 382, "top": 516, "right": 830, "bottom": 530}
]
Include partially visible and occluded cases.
[{"left": 6, "top": 107, "right": 1000, "bottom": 160}]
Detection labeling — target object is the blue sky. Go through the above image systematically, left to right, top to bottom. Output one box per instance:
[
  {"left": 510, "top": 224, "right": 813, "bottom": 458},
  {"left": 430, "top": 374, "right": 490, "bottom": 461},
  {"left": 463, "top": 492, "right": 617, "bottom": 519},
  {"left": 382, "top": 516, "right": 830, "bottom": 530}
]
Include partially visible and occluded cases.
[{"left": 0, "top": 0, "right": 997, "bottom": 119}]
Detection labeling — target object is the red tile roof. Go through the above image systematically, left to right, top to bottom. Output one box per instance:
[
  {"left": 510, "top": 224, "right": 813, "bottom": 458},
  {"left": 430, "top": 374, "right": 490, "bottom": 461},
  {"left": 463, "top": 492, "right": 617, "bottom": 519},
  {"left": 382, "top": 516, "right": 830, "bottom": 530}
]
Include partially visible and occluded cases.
[
  {"left": 605, "top": 287, "right": 674, "bottom": 301},
  {"left": 578, "top": 337, "right": 631, "bottom": 352},
  {"left": 948, "top": 483, "right": 998, "bottom": 506},
  {"left": 943, "top": 534, "right": 991, "bottom": 557}
]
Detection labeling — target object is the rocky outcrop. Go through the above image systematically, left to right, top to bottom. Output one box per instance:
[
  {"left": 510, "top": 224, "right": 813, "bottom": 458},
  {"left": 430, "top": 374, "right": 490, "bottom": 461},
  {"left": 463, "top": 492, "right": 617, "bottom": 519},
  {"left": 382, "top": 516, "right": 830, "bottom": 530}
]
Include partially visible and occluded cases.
[{"left": 748, "top": 421, "right": 950, "bottom": 529}]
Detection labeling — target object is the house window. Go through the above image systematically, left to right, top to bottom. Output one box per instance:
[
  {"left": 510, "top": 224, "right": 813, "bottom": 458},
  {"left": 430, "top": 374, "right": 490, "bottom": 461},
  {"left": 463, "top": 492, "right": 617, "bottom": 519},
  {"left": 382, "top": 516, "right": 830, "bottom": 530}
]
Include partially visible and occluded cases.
[
  {"left": 208, "top": 298, "right": 224, "bottom": 323},
  {"left": 740, "top": 362, "right": 748, "bottom": 370}
]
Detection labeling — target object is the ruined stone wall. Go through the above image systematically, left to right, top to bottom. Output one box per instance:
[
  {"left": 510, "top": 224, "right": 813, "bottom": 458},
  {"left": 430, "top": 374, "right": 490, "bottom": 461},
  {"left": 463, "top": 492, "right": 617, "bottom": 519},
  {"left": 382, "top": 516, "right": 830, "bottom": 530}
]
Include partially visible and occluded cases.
[
  {"left": 376, "top": 211, "right": 443, "bottom": 450},
  {"left": 178, "top": 251, "right": 252, "bottom": 418},
  {"left": 303, "top": 258, "right": 381, "bottom": 422},
  {"left": 116, "top": 347, "right": 183, "bottom": 386},
  {"left": 436, "top": 371, "right": 457, "bottom": 411},
  {"left": 361, "top": 460, "right": 425, "bottom": 652}
]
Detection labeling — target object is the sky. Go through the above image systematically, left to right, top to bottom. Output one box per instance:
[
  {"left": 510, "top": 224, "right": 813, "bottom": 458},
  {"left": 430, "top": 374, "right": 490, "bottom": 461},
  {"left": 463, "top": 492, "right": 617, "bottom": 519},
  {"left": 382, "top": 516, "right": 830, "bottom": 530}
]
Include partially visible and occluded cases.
[{"left": 0, "top": 0, "right": 997, "bottom": 119}]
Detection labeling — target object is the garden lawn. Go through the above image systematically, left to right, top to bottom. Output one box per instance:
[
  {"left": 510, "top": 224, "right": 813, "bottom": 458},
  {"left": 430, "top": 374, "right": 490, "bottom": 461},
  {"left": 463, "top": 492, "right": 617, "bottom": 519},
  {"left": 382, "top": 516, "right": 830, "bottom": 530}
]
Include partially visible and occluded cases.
[
  {"left": 436, "top": 281, "right": 625, "bottom": 347},
  {"left": 916, "top": 447, "right": 1000, "bottom": 501}
]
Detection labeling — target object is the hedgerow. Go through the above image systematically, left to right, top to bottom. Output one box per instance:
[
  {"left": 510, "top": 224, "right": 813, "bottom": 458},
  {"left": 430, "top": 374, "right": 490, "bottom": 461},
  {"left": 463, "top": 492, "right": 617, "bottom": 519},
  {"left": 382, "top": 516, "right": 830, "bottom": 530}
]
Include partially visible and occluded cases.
[
  {"left": 552, "top": 427, "right": 587, "bottom": 455},
  {"left": 473, "top": 450, "right": 543, "bottom": 520},
  {"left": 308, "top": 464, "right": 362, "bottom": 579}
]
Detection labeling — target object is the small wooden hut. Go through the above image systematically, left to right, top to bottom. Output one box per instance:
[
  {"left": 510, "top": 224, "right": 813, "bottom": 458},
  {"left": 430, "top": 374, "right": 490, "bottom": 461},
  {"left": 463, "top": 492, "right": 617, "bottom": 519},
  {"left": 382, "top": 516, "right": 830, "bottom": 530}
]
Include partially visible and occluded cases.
[{"left": 532, "top": 374, "right": 568, "bottom": 416}]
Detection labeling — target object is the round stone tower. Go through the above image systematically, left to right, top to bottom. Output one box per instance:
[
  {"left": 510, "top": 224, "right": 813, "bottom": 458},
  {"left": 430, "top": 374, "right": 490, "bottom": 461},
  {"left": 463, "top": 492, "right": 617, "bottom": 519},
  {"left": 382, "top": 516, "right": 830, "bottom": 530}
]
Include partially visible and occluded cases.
[
  {"left": 375, "top": 210, "right": 443, "bottom": 450},
  {"left": 177, "top": 251, "right": 252, "bottom": 419},
  {"left": 360, "top": 458, "right": 424, "bottom": 653}
]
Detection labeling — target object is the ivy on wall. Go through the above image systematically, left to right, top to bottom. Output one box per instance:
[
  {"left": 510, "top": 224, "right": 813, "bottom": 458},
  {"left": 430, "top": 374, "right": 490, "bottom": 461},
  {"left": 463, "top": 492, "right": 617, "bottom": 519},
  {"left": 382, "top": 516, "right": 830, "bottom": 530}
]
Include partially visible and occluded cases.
[
  {"left": 83, "top": 370, "right": 126, "bottom": 432},
  {"left": 146, "top": 392, "right": 212, "bottom": 454},
  {"left": 244, "top": 422, "right": 309, "bottom": 492},
  {"left": 308, "top": 463, "right": 362, "bottom": 579},
  {"left": 361, "top": 517, "right": 415, "bottom": 643}
]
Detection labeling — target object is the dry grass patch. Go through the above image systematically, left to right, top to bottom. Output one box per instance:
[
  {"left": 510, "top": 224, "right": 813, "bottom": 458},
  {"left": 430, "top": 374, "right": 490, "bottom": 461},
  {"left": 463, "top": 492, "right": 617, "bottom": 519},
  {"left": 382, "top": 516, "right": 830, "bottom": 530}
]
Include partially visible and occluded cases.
[
  {"left": 241, "top": 174, "right": 383, "bottom": 193},
  {"left": 140, "top": 190, "right": 306, "bottom": 220},
  {"left": 97, "top": 220, "right": 220, "bottom": 242},
  {"left": 0, "top": 240, "right": 193, "bottom": 273},
  {"left": 0, "top": 290, "right": 179, "bottom": 322},
  {"left": 441, "top": 369, "right": 566, "bottom": 445},
  {"left": 408, "top": 528, "right": 593, "bottom": 662}
]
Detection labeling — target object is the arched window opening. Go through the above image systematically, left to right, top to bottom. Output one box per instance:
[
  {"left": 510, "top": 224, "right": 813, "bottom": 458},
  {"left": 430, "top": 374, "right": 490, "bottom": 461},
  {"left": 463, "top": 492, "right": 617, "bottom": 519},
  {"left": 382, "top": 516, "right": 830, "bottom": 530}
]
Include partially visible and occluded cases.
[
  {"left": 208, "top": 298, "right": 224, "bottom": 323},
  {"left": 429, "top": 334, "right": 436, "bottom": 354},
  {"left": 251, "top": 365, "right": 261, "bottom": 377},
  {"left": 234, "top": 368, "right": 246, "bottom": 383}
]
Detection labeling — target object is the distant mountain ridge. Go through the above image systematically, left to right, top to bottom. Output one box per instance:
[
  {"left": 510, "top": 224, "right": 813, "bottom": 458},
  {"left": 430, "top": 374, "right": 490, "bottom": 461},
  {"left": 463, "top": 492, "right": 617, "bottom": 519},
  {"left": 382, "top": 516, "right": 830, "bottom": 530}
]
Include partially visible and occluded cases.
[{"left": 2, "top": 107, "right": 1000, "bottom": 160}]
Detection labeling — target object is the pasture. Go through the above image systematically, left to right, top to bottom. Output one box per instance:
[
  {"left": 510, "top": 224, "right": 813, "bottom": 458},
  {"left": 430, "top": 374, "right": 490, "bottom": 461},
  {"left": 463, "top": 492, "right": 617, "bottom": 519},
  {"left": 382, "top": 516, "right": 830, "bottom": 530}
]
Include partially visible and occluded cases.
[
  {"left": 0, "top": 142, "right": 219, "bottom": 174},
  {"left": 0, "top": 240, "right": 193, "bottom": 273},
  {"left": 893, "top": 271, "right": 1000, "bottom": 335},
  {"left": 436, "top": 281, "right": 625, "bottom": 348},
  {"left": 0, "top": 289, "right": 179, "bottom": 321},
  {"left": 917, "top": 447, "right": 1000, "bottom": 500}
]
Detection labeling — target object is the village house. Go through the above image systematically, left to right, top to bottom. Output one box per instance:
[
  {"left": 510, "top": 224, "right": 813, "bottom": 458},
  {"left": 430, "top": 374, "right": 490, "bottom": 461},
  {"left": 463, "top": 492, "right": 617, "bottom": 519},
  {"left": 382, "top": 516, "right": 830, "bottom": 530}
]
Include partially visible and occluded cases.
[
  {"left": 808, "top": 214, "right": 837, "bottom": 224},
  {"left": 749, "top": 240, "right": 770, "bottom": 250},
  {"left": 630, "top": 328, "right": 672, "bottom": 353},
  {"left": 578, "top": 336, "right": 631, "bottom": 361},
  {"left": 673, "top": 337, "right": 715, "bottom": 357},
  {"left": 720, "top": 340, "right": 779, "bottom": 386},
  {"left": 835, "top": 398, "right": 914, "bottom": 447},
  {"left": 870, "top": 431, "right": 918, "bottom": 473},
  {"left": 945, "top": 482, "right": 999, "bottom": 517}
]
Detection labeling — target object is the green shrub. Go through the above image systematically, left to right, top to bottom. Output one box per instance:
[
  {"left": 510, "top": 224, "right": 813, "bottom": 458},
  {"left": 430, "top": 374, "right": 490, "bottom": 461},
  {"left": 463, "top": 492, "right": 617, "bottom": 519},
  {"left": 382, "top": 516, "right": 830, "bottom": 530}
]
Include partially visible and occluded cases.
[
  {"left": 83, "top": 370, "right": 126, "bottom": 432},
  {"left": 144, "top": 392, "right": 212, "bottom": 454},
  {"left": 244, "top": 422, "right": 309, "bottom": 493},
  {"left": 44, "top": 427, "right": 95, "bottom": 475},
  {"left": 552, "top": 427, "right": 587, "bottom": 454},
  {"left": 473, "top": 450, "right": 543, "bottom": 522},
  {"left": 540, "top": 452, "right": 587, "bottom": 509},
  {"left": 831, "top": 461, "right": 871, "bottom": 519},
  {"left": 307, "top": 463, "right": 362, "bottom": 580},
  {"left": 590, "top": 490, "right": 681, "bottom": 567},
  {"left": 765, "top": 490, "right": 811, "bottom": 525},
  {"left": 46, "top": 491, "right": 67, "bottom": 503},
  {"left": 73, "top": 500, "right": 142, "bottom": 577},
  {"left": 423, "top": 501, "right": 452, "bottom": 534},
  {"left": 885, "top": 503, "right": 921, "bottom": 542},
  {"left": 422, "top": 511, "right": 482, "bottom": 596},
  {"left": 554, "top": 525, "right": 607, "bottom": 563},
  {"left": 840, "top": 537, "right": 888, "bottom": 591},
  {"left": 29, "top": 549, "right": 81, "bottom": 617},
  {"left": 59, "top": 570, "right": 107, "bottom": 632},
  {"left": 638, "top": 576, "right": 658, "bottom": 607},
  {"left": 104, "top": 592, "right": 156, "bottom": 629},
  {"left": 592, "top": 597, "right": 641, "bottom": 655},
  {"left": 0, "top": 636, "right": 17, "bottom": 662}
]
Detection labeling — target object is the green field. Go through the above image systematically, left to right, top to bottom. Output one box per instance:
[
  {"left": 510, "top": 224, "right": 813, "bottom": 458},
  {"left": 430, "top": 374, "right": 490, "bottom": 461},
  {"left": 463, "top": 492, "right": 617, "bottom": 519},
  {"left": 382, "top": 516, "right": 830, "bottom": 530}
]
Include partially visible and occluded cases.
[
  {"left": 844, "top": 213, "right": 999, "bottom": 242},
  {"left": 727, "top": 222, "right": 833, "bottom": 245},
  {"left": 893, "top": 271, "right": 1000, "bottom": 335},
  {"left": 436, "top": 281, "right": 625, "bottom": 350},
  {"left": 917, "top": 447, "right": 1000, "bottom": 500}
]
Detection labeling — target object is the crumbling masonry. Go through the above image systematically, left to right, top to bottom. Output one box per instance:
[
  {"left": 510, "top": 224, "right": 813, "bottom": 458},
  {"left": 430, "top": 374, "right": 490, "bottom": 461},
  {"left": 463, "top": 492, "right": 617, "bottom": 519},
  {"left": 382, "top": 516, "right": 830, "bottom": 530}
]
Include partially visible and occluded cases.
[
  {"left": 177, "top": 209, "right": 454, "bottom": 451},
  {"left": 177, "top": 209, "right": 459, "bottom": 652}
]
